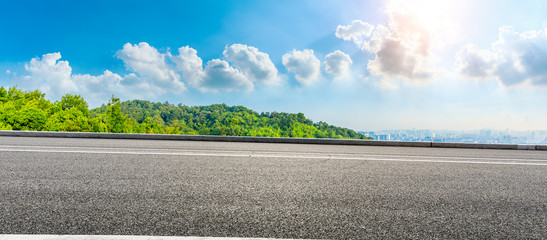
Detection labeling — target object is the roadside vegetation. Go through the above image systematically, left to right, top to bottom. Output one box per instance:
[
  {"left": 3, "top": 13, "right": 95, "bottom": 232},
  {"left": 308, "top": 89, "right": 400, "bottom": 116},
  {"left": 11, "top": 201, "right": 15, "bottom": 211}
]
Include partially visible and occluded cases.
[{"left": 0, "top": 86, "right": 371, "bottom": 139}]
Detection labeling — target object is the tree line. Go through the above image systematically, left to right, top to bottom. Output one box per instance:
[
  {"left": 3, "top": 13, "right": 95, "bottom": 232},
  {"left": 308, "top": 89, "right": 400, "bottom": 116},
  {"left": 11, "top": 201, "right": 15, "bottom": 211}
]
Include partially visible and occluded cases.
[{"left": 0, "top": 86, "right": 371, "bottom": 140}]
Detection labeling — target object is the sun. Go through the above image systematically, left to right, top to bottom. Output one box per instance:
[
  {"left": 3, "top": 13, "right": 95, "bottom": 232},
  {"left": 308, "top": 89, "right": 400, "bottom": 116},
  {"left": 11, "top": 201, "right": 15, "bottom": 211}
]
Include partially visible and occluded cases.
[
  {"left": 386, "top": 0, "right": 462, "bottom": 45},
  {"left": 388, "top": 0, "right": 456, "bottom": 27},
  {"left": 414, "top": 0, "right": 454, "bottom": 21}
]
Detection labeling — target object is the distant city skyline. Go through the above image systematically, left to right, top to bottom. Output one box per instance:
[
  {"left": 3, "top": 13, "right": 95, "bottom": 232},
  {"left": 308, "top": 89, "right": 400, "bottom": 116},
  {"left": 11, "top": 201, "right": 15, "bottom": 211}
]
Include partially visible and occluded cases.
[
  {"left": 1, "top": 0, "right": 547, "bottom": 131},
  {"left": 361, "top": 128, "right": 547, "bottom": 145}
]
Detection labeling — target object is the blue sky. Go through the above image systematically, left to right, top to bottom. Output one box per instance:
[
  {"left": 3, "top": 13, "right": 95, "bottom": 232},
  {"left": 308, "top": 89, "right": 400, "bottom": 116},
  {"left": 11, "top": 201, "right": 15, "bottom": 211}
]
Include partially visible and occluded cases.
[{"left": 1, "top": 0, "right": 547, "bottom": 131}]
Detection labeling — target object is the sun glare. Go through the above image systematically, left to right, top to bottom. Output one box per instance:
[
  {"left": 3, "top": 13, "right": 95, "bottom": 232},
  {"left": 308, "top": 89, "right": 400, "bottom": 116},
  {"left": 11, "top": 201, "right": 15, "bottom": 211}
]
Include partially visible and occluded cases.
[
  {"left": 387, "top": 0, "right": 462, "bottom": 45},
  {"left": 413, "top": 0, "right": 453, "bottom": 22}
]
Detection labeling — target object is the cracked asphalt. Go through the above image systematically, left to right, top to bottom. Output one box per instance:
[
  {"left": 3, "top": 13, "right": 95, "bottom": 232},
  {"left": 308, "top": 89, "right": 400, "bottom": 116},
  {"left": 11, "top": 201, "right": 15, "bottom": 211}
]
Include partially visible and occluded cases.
[{"left": 0, "top": 136, "right": 546, "bottom": 239}]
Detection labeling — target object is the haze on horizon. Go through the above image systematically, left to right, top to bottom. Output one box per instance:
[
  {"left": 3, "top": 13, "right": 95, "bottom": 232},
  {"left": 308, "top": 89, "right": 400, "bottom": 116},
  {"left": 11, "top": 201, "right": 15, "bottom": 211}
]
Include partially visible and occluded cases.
[{"left": 1, "top": 0, "right": 546, "bottom": 131}]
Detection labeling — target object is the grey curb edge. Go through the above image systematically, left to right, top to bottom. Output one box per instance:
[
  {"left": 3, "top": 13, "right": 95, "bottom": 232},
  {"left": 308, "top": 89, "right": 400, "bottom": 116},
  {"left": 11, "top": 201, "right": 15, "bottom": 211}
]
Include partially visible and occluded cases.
[{"left": 0, "top": 130, "right": 545, "bottom": 151}]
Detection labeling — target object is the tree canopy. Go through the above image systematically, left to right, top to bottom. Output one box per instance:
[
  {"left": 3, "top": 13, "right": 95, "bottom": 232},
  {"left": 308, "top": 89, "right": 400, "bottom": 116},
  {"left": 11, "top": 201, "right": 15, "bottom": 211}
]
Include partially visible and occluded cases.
[{"left": 0, "top": 86, "right": 372, "bottom": 140}]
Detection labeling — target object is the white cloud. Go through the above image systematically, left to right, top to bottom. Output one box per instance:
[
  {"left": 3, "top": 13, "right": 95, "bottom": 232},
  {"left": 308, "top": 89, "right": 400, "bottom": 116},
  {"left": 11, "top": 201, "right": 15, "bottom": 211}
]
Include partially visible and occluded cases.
[
  {"left": 337, "top": 0, "right": 459, "bottom": 82},
  {"left": 335, "top": 20, "right": 374, "bottom": 47},
  {"left": 364, "top": 24, "right": 432, "bottom": 80},
  {"left": 456, "top": 26, "right": 547, "bottom": 86},
  {"left": 16, "top": 42, "right": 281, "bottom": 102},
  {"left": 116, "top": 42, "right": 186, "bottom": 92},
  {"left": 223, "top": 44, "right": 280, "bottom": 85},
  {"left": 455, "top": 44, "right": 496, "bottom": 79},
  {"left": 172, "top": 46, "right": 253, "bottom": 92},
  {"left": 172, "top": 46, "right": 205, "bottom": 87},
  {"left": 282, "top": 49, "right": 321, "bottom": 85},
  {"left": 324, "top": 50, "right": 352, "bottom": 79},
  {"left": 16, "top": 52, "right": 158, "bottom": 106},
  {"left": 23, "top": 52, "right": 78, "bottom": 99},
  {"left": 201, "top": 59, "right": 252, "bottom": 92},
  {"left": 72, "top": 70, "right": 122, "bottom": 97},
  {"left": 72, "top": 71, "right": 159, "bottom": 106}
]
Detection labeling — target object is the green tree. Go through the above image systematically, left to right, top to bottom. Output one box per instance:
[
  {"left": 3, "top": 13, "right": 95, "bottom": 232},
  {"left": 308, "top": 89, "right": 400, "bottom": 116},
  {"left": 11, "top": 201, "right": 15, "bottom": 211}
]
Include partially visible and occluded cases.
[
  {"left": 0, "top": 86, "right": 372, "bottom": 140},
  {"left": 58, "top": 94, "right": 89, "bottom": 117},
  {"left": 105, "top": 96, "right": 132, "bottom": 133},
  {"left": 16, "top": 100, "right": 48, "bottom": 130},
  {"left": 45, "top": 107, "right": 93, "bottom": 132},
  {"left": 0, "top": 122, "right": 12, "bottom": 130}
]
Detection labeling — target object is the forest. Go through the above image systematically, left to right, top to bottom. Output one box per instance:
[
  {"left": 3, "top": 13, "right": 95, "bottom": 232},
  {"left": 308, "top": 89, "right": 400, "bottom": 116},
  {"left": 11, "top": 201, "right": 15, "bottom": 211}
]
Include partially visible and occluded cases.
[{"left": 0, "top": 86, "right": 371, "bottom": 140}]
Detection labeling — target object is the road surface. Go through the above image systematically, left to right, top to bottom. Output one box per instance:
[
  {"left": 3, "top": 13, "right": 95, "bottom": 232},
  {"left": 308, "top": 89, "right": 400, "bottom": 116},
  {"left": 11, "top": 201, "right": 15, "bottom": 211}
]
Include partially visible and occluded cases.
[{"left": 0, "top": 136, "right": 546, "bottom": 239}]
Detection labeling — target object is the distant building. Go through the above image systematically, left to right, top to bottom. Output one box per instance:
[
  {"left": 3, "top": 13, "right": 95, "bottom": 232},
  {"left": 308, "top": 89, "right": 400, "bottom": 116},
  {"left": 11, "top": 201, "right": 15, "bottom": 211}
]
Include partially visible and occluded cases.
[
  {"left": 359, "top": 129, "right": 547, "bottom": 144},
  {"left": 480, "top": 129, "right": 492, "bottom": 139},
  {"left": 360, "top": 132, "right": 375, "bottom": 138},
  {"left": 377, "top": 134, "right": 390, "bottom": 141}
]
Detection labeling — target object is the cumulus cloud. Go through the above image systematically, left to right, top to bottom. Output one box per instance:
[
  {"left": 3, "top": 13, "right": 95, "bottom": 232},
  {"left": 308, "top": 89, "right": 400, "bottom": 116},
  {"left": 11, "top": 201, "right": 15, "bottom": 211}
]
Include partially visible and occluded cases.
[
  {"left": 336, "top": 0, "right": 458, "bottom": 82},
  {"left": 335, "top": 20, "right": 374, "bottom": 47},
  {"left": 365, "top": 24, "right": 431, "bottom": 80},
  {"left": 456, "top": 26, "right": 547, "bottom": 86},
  {"left": 15, "top": 42, "right": 281, "bottom": 103},
  {"left": 116, "top": 42, "right": 186, "bottom": 92},
  {"left": 173, "top": 44, "right": 280, "bottom": 92},
  {"left": 223, "top": 44, "right": 280, "bottom": 85},
  {"left": 455, "top": 44, "right": 496, "bottom": 79},
  {"left": 172, "top": 46, "right": 253, "bottom": 92},
  {"left": 172, "top": 46, "right": 205, "bottom": 87},
  {"left": 282, "top": 49, "right": 321, "bottom": 85},
  {"left": 324, "top": 50, "right": 352, "bottom": 79},
  {"left": 15, "top": 52, "right": 158, "bottom": 106},
  {"left": 23, "top": 53, "right": 78, "bottom": 99},
  {"left": 201, "top": 59, "right": 252, "bottom": 92},
  {"left": 71, "top": 70, "right": 122, "bottom": 96},
  {"left": 72, "top": 71, "right": 158, "bottom": 104}
]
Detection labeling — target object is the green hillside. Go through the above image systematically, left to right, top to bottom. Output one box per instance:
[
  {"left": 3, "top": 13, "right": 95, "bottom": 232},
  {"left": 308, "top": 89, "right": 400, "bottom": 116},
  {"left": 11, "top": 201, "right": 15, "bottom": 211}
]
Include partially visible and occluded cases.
[{"left": 0, "top": 86, "right": 371, "bottom": 140}]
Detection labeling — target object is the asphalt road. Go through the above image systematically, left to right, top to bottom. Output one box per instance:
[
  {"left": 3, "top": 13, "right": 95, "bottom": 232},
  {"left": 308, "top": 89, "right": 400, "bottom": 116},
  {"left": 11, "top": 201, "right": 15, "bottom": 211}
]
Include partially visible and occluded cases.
[{"left": 0, "top": 136, "right": 546, "bottom": 239}]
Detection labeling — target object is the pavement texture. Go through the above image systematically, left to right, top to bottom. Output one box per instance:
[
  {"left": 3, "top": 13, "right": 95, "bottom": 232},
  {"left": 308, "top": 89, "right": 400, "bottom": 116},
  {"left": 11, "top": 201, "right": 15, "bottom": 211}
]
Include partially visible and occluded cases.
[
  {"left": 0, "top": 136, "right": 546, "bottom": 239},
  {"left": 0, "top": 235, "right": 281, "bottom": 240}
]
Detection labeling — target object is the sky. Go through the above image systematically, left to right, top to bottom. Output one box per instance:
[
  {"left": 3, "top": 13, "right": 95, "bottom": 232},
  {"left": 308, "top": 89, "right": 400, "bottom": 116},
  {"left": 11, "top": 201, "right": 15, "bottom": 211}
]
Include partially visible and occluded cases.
[{"left": 1, "top": 0, "right": 547, "bottom": 131}]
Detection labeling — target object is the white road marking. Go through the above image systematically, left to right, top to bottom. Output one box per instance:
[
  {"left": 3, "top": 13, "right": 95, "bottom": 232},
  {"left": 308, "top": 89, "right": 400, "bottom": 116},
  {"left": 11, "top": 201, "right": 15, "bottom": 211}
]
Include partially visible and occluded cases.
[
  {"left": 1, "top": 145, "right": 546, "bottom": 162},
  {"left": 0, "top": 147, "right": 546, "bottom": 166},
  {"left": 0, "top": 235, "right": 296, "bottom": 240}
]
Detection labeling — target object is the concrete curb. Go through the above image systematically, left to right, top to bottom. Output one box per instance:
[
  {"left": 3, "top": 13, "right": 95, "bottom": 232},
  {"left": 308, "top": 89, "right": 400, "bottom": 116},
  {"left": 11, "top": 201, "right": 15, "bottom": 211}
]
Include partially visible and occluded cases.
[
  {"left": 0, "top": 130, "right": 545, "bottom": 151},
  {"left": 431, "top": 142, "right": 518, "bottom": 150},
  {"left": 536, "top": 145, "right": 547, "bottom": 150}
]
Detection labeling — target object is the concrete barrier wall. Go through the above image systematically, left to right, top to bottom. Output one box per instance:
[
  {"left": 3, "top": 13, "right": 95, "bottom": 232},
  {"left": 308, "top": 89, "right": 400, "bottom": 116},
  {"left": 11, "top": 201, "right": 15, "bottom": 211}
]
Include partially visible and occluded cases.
[
  {"left": 0, "top": 130, "right": 545, "bottom": 151},
  {"left": 431, "top": 142, "right": 518, "bottom": 150},
  {"left": 535, "top": 145, "right": 547, "bottom": 150}
]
